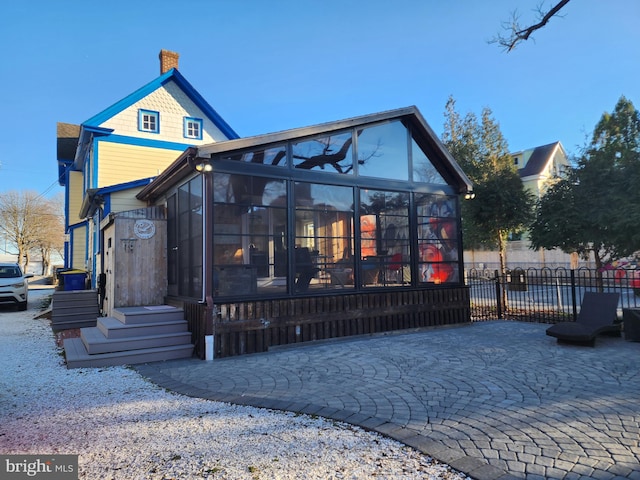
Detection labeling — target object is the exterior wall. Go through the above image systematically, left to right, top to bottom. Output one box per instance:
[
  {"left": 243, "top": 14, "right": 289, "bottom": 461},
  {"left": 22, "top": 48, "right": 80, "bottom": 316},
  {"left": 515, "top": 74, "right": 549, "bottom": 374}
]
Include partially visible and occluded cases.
[
  {"left": 98, "top": 80, "right": 228, "bottom": 144},
  {"left": 96, "top": 141, "right": 184, "bottom": 188},
  {"left": 68, "top": 171, "right": 85, "bottom": 225},
  {"left": 108, "top": 188, "right": 149, "bottom": 214},
  {"left": 102, "top": 211, "right": 167, "bottom": 315},
  {"left": 70, "top": 225, "right": 87, "bottom": 270},
  {"left": 465, "top": 244, "right": 591, "bottom": 270}
]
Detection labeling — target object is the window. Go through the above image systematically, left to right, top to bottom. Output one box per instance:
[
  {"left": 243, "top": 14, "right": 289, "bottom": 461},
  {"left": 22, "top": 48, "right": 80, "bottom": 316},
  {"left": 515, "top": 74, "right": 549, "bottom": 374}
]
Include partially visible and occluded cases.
[
  {"left": 138, "top": 109, "right": 159, "bottom": 133},
  {"left": 184, "top": 117, "right": 203, "bottom": 140},
  {"left": 357, "top": 121, "right": 409, "bottom": 180},
  {"left": 292, "top": 131, "right": 354, "bottom": 174},
  {"left": 220, "top": 144, "right": 287, "bottom": 167},
  {"left": 213, "top": 173, "right": 288, "bottom": 296},
  {"left": 294, "top": 183, "right": 355, "bottom": 291},
  {"left": 359, "top": 190, "right": 410, "bottom": 287},
  {"left": 415, "top": 194, "right": 459, "bottom": 284}
]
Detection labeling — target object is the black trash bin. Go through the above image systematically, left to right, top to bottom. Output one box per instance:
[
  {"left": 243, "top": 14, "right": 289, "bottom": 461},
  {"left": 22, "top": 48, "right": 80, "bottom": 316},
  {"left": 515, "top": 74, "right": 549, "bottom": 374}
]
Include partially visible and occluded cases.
[
  {"left": 507, "top": 268, "right": 527, "bottom": 291},
  {"left": 623, "top": 308, "right": 640, "bottom": 342}
]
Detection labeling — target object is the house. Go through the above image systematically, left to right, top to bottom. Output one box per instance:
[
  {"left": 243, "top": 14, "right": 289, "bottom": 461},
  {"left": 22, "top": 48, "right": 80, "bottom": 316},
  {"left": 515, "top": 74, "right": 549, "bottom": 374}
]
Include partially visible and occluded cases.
[
  {"left": 57, "top": 50, "right": 238, "bottom": 287},
  {"left": 58, "top": 51, "right": 475, "bottom": 364},
  {"left": 465, "top": 141, "right": 576, "bottom": 269},
  {"left": 513, "top": 141, "right": 570, "bottom": 200}
]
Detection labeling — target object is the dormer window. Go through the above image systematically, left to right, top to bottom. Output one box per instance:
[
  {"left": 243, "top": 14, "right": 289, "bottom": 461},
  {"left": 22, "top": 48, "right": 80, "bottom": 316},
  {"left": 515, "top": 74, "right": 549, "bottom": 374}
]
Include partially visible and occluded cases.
[
  {"left": 139, "top": 109, "right": 159, "bottom": 133},
  {"left": 184, "top": 117, "right": 203, "bottom": 140}
]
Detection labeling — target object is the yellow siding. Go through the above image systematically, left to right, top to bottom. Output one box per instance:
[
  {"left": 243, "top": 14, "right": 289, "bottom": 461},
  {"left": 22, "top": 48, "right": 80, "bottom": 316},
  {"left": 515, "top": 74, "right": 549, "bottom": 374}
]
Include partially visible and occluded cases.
[
  {"left": 96, "top": 142, "right": 182, "bottom": 187},
  {"left": 68, "top": 171, "right": 85, "bottom": 225},
  {"left": 109, "top": 188, "right": 148, "bottom": 214},
  {"left": 71, "top": 226, "right": 87, "bottom": 270}
]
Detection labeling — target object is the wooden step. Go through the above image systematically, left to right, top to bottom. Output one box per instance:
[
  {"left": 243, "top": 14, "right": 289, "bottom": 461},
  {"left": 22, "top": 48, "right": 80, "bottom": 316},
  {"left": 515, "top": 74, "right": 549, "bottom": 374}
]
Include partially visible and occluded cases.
[
  {"left": 51, "top": 290, "right": 99, "bottom": 330},
  {"left": 112, "top": 305, "right": 184, "bottom": 324},
  {"left": 97, "top": 316, "right": 188, "bottom": 339},
  {"left": 81, "top": 327, "right": 192, "bottom": 354},
  {"left": 63, "top": 337, "right": 194, "bottom": 369}
]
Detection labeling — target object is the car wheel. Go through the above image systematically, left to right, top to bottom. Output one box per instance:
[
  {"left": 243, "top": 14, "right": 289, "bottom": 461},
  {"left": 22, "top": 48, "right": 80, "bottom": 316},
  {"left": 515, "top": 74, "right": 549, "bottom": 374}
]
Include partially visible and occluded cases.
[{"left": 18, "top": 301, "right": 27, "bottom": 311}]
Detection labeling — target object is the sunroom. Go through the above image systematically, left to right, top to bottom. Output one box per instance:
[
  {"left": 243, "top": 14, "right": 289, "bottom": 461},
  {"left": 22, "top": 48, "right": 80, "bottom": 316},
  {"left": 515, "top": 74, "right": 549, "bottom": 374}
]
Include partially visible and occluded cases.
[{"left": 138, "top": 106, "right": 473, "bottom": 358}]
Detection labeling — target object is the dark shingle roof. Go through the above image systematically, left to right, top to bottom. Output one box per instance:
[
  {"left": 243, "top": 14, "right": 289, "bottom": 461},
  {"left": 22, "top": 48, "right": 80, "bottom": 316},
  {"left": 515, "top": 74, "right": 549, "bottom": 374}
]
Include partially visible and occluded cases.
[
  {"left": 57, "top": 122, "right": 80, "bottom": 161},
  {"left": 518, "top": 142, "right": 559, "bottom": 177}
]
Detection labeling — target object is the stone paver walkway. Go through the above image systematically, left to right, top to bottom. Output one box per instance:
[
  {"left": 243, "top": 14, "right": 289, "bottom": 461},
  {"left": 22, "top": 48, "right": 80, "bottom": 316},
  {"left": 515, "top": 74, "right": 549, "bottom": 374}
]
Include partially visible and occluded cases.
[{"left": 135, "top": 321, "right": 640, "bottom": 480}]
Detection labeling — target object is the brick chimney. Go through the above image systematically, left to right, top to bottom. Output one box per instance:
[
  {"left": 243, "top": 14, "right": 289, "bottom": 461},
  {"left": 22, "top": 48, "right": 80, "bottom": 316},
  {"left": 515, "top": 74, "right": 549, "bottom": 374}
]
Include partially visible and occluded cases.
[{"left": 159, "top": 49, "right": 179, "bottom": 74}]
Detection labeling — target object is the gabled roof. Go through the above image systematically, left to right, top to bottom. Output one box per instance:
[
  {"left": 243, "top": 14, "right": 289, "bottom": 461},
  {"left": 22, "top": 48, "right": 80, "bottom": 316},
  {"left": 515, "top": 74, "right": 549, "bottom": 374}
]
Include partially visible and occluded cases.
[
  {"left": 83, "top": 68, "right": 239, "bottom": 140},
  {"left": 138, "top": 106, "right": 473, "bottom": 202},
  {"left": 517, "top": 141, "right": 566, "bottom": 178}
]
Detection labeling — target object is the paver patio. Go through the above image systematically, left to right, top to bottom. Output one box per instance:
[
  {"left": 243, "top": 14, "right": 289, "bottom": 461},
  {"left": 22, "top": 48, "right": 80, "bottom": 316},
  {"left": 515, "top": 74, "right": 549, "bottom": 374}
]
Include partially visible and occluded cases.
[{"left": 135, "top": 321, "right": 640, "bottom": 479}]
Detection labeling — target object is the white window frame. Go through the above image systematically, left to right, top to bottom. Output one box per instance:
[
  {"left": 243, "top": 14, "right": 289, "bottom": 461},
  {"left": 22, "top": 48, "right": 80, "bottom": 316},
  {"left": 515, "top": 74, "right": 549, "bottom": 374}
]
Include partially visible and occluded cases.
[
  {"left": 139, "top": 109, "right": 160, "bottom": 134},
  {"left": 184, "top": 117, "right": 203, "bottom": 140}
]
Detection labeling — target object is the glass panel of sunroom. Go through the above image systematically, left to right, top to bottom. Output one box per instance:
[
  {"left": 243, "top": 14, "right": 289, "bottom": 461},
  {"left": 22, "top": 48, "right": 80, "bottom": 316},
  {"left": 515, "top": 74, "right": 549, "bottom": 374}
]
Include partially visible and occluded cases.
[
  {"left": 357, "top": 121, "right": 409, "bottom": 180},
  {"left": 292, "top": 131, "right": 354, "bottom": 174},
  {"left": 412, "top": 138, "right": 447, "bottom": 184},
  {"left": 219, "top": 145, "right": 287, "bottom": 167},
  {"left": 213, "top": 173, "right": 288, "bottom": 297},
  {"left": 294, "top": 183, "right": 355, "bottom": 292},
  {"left": 359, "top": 189, "right": 410, "bottom": 287},
  {"left": 416, "top": 194, "right": 459, "bottom": 285}
]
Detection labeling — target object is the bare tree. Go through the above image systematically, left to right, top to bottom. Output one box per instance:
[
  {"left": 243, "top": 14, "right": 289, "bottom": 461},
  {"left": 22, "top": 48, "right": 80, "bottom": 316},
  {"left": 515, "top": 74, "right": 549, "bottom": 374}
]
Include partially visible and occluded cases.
[
  {"left": 490, "top": 0, "right": 571, "bottom": 52},
  {"left": 0, "top": 191, "right": 65, "bottom": 273},
  {"left": 35, "top": 194, "right": 65, "bottom": 275}
]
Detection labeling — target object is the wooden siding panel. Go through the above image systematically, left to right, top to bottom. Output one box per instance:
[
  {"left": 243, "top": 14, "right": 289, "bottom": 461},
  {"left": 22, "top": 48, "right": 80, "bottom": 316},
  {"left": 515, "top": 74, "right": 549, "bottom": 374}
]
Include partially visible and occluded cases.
[
  {"left": 96, "top": 142, "right": 183, "bottom": 188},
  {"left": 68, "top": 171, "right": 84, "bottom": 225},
  {"left": 109, "top": 189, "right": 149, "bottom": 214},
  {"left": 71, "top": 226, "right": 87, "bottom": 270},
  {"left": 211, "top": 287, "right": 470, "bottom": 358}
]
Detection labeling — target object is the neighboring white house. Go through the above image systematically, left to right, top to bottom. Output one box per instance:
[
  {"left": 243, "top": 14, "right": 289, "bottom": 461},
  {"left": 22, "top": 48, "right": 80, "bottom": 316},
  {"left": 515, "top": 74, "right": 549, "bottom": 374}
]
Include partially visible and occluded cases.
[{"left": 465, "top": 141, "right": 586, "bottom": 270}]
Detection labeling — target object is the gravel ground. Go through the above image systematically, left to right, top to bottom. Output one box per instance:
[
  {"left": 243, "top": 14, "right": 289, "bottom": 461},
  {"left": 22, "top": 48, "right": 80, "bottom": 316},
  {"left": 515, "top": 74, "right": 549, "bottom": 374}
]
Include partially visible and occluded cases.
[{"left": 0, "top": 290, "right": 469, "bottom": 480}]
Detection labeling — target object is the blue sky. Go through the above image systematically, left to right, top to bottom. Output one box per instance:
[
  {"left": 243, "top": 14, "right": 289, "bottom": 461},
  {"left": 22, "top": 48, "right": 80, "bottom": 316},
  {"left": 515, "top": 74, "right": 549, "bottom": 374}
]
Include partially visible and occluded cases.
[{"left": 0, "top": 0, "right": 638, "bottom": 198}]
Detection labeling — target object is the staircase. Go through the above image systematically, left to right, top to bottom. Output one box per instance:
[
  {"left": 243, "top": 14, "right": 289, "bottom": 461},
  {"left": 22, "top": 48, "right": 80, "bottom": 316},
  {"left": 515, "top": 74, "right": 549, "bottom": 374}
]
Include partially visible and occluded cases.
[
  {"left": 51, "top": 290, "right": 100, "bottom": 330},
  {"left": 63, "top": 305, "right": 194, "bottom": 368}
]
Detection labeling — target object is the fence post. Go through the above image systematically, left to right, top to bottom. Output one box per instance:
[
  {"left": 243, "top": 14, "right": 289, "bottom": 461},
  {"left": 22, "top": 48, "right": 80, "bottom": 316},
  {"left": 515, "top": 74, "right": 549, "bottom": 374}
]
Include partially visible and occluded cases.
[
  {"left": 570, "top": 269, "right": 578, "bottom": 322},
  {"left": 494, "top": 270, "right": 503, "bottom": 319}
]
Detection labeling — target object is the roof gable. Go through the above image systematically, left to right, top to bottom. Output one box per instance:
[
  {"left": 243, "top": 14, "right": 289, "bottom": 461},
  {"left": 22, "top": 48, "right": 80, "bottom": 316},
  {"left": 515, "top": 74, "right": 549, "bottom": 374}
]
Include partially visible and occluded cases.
[
  {"left": 83, "top": 68, "right": 238, "bottom": 140},
  {"left": 139, "top": 107, "right": 473, "bottom": 202},
  {"left": 517, "top": 142, "right": 566, "bottom": 178}
]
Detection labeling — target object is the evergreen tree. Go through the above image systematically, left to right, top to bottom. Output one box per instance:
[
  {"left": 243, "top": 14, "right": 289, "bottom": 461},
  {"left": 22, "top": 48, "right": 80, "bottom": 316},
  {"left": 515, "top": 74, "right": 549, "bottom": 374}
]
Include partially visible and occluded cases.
[
  {"left": 442, "top": 96, "right": 533, "bottom": 276},
  {"left": 530, "top": 96, "right": 640, "bottom": 269}
]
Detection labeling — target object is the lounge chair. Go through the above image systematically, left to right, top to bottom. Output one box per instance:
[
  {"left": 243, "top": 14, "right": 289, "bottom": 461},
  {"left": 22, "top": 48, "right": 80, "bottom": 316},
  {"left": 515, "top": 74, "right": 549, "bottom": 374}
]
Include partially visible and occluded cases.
[{"left": 546, "top": 291, "right": 621, "bottom": 346}]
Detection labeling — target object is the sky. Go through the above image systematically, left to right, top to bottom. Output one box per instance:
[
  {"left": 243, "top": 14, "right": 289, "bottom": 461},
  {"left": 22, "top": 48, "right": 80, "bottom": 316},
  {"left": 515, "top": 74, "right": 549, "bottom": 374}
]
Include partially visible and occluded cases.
[{"left": 0, "top": 0, "right": 638, "bottom": 199}]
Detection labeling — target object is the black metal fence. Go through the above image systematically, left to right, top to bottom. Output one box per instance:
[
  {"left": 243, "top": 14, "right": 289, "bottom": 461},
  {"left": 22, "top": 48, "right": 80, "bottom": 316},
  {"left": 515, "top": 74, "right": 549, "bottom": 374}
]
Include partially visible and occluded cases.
[{"left": 466, "top": 267, "right": 640, "bottom": 323}]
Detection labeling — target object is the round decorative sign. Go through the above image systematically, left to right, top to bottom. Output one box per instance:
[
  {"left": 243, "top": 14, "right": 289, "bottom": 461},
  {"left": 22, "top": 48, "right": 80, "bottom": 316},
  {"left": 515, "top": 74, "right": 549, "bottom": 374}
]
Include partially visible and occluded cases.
[{"left": 134, "top": 219, "right": 156, "bottom": 239}]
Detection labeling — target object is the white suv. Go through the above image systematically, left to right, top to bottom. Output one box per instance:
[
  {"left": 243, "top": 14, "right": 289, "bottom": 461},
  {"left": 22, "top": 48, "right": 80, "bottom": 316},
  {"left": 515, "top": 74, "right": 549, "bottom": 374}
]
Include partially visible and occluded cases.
[{"left": 0, "top": 263, "right": 32, "bottom": 311}]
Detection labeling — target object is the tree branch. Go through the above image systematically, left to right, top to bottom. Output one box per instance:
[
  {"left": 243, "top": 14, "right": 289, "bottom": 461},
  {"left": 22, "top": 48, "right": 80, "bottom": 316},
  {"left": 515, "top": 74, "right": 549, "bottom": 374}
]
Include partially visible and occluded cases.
[{"left": 490, "top": 0, "right": 571, "bottom": 52}]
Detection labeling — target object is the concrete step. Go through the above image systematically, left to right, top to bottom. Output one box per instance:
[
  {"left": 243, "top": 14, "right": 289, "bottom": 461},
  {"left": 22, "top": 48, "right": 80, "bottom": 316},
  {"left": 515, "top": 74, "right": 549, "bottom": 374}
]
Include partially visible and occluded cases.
[
  {"left": 113, "top": 305, "right": 184, "bottom": 325},
  {"left": 97, "top": 316, "right": 188, "bottom": 339},
  {"left": 81, "top": 327, "right": 192, "bottom": 354},
  {"left": 63, "top": 337, "right": 194, "bottom": 369}
]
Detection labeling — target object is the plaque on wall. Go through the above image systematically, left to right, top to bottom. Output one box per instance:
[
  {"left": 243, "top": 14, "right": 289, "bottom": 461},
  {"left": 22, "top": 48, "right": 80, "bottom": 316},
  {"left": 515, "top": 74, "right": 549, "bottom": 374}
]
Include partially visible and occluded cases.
[{"left": 133, "top": 219, "right": 156, "bottom": 239}]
